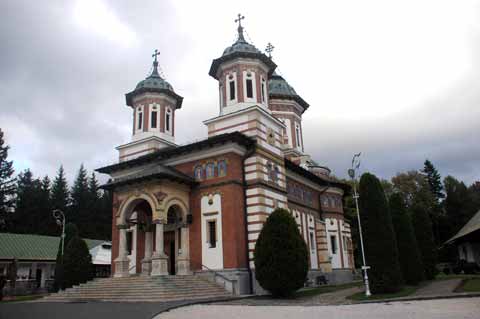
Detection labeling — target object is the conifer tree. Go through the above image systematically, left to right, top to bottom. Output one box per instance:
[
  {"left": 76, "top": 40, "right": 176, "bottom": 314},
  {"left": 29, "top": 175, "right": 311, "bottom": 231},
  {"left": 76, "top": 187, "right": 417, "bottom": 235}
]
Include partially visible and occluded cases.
[
  {"left": 0, "top": 129, "right": 15, "bottom": 230},
  {"left": 422, "top": 159, "right": 444, "bottom": 201},
  {"left": 70, "top": 164, "right": 89, "bottom": 232},
  {"left": 51, "top": 166, "right": 69, "bottom": 215},
  {"left": 13, "top": 170, "right": 43, "bottom": 233},
  {"left": 359, "top": 173, "right": 403, "bottom": 293},
  {"left": 39, "top": 176, "right": 57, "bottom": 236},
  {"left": 411, "top": 190, "right": 438, "bottom": 280},
  {"left": 390, "top": 193, "right": 424, "bottom": 285},
  {"left": 254, "top": 208, "right": 308, "bottom": 297},
  {"left": 54, "top": 223, "right": 79, "bottom": 291},
  {"left": 63, "top": 235, "right": 93, "bottom": 288}
]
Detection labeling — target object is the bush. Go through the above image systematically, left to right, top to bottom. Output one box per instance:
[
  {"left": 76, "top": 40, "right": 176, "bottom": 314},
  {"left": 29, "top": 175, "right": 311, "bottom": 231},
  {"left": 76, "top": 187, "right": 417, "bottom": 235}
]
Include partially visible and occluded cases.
[
  {"left": 359, "top": 173, "right": 403, "bottom": 293},
  {"left": 390, "top": 193, "right": 425, "bottom": 285},
  {"left": 254, "top": 208, "right": 308, "bottom": 297},
  {"left": 54, "top": 223, "right": 79, "bottom": 291},
  {"left": 63, "top": 236, "right": 93, "bottom": 288},
  {"left": 443, "top": 267, "right": 451, "bottom": 275}
]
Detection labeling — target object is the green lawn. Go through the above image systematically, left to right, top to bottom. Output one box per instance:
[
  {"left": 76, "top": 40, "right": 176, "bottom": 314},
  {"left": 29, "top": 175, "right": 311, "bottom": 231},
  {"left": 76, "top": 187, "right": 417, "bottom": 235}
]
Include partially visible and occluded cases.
[
  {"left": 457, "top": 279, "right": 480, "bottom": 292},
  {"left": 295, "top": 281, "right": 363, "bottom": 298},
  {"left": 347, "top": 285, "right": 419, "bottom": 301}
]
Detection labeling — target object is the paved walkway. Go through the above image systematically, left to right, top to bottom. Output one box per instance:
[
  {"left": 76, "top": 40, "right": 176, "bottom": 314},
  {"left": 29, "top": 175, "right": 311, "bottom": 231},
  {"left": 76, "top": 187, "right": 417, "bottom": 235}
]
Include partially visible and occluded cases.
[
  {"left": 412, "top": 279, "right": 462, "bottom": 297},
  {"left": 215, "top": 286, "right": 362, "bottom": 306},
  {"left": 155, "top": 297, "right": 480, "bottom": 319}
]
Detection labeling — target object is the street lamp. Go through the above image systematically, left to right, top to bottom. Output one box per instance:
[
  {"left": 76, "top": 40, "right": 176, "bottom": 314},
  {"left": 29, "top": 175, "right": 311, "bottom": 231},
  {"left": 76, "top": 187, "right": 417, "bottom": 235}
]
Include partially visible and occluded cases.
[
  {"left": 348, "top": 153, "right": 371, "bottom": 297},
  {"left": 52, "top": 209, "right": 66, "bottom": 262}
]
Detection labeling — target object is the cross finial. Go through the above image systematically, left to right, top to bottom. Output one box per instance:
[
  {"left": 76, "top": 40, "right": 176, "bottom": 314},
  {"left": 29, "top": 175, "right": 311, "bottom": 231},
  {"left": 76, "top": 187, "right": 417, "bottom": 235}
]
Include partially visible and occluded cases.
[
  {"left": 235, "top": 14, "right": 245, "bottom": 28},
  {"left": 265, "top": 42, "right": 274, "bottom": 58},
  {"left": 152, "top": 49, "right": 160, "bottom": 63}
]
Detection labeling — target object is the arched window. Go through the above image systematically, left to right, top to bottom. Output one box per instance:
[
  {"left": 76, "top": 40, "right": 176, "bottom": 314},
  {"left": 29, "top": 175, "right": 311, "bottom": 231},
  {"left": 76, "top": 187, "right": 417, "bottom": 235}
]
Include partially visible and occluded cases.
[
  {"left": 245, "top": 72, "right": 254, "bottom": 99},
  {"left": 227, "top": 74, "right": 236, "bottom": 102},
  {"left": 261, "top": 77, "right": 266, "bottom": 103},
  {"left": 150, "top": 105, "right": 158, "bottom": 129},
  {"left": 137, "top": 106, "right": 143, "bottom": 131},
  {"left": 165, "top": 107, "right": 172, "bottom": 133},
  {"left": 295, "top": 122, "right": 301, "bottom": 148},
  {"left": 218, "top": 160, "right": 227, "bottom": 177},
  {"left": 206, "top": 162, "right": 216, "bottom": 178},
  {"left": 194, "top": 165, "right": 203, "bottom": 181}
]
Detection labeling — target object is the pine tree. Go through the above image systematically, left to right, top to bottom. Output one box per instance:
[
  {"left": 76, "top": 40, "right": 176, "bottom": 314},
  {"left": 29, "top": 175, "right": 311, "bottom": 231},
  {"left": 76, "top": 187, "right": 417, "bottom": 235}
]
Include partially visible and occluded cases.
[
  {"left": 0, "top": 129, "right": 15, "bottom": 230},
  {"left": 422, "top": 160, "right": 444, "bottom": 201},
  {"left": 70, "top": 164, "right": 89, "bottom": 236},
  {"left": 51, "top": 166, "right": 69, "bottom": 215},
  {"left": 12, "top": 170, "right": 43, "bottom": 234},
  {"left": 358, "top": 172, "right": 403, "bottom": 293},
  {"left": 39, "top": 176, "right": 56, "bottom": 236},
  {"left": 98, "top": 189, "right": 113, "bottom": 240},
  {"left": 411, "top": 189, "right": 438, "bottom": 280},
  {"left": 390, "top": 193, "right": 424, "bottom": 285},
  {"left": 254, "top": 208, "right": 308, "bottom": 297}
]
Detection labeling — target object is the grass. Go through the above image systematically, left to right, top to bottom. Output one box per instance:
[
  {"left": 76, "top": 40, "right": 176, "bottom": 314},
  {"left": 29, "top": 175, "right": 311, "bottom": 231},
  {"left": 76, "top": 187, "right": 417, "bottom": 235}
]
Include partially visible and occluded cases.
[
  {"left": 455, "top": 279, "right": 480, "bottom": 293},
  {"left": 295, "top": 281, "right": 363, "bottom": 298},
  {"left": 347, "top": 285, "right": 420, "bottom": 301},
  {"left": 0, "top": 294, "right": 44, "bottom": 303}
]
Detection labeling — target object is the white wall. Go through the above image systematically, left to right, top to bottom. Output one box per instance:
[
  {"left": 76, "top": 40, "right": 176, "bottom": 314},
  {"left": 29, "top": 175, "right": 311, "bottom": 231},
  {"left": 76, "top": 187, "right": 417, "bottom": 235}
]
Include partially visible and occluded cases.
[{"left": 201, "top": 194, "right": 223, "bottom": 269}]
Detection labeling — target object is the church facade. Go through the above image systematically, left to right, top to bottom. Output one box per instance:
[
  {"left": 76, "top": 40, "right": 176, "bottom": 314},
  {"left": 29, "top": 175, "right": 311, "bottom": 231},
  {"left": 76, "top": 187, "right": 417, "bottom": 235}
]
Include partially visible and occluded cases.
[{"left": 97, "top": 17, "right": 355, "bottom": 294}]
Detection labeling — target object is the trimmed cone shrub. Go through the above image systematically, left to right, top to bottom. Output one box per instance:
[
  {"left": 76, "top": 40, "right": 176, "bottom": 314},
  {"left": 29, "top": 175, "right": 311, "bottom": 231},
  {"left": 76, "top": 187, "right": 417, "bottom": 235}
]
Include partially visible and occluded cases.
[
  {"left": 359, "top": 173, "right": 403, "bottom": 293},
  {"left": 390, "top": 193, "right": 425, "bottom": 285},
  {"left": 411, "top": 196, "right": 437, "bottom": 280},
  {"left": 254, "top": 208, "right": 308, "bottom": 297},
  {"left": 54, "top": 223, "right": 79, "bottom": 291},
  {"left": 63, "top": 236, "right": 93, "bottom": 288}
]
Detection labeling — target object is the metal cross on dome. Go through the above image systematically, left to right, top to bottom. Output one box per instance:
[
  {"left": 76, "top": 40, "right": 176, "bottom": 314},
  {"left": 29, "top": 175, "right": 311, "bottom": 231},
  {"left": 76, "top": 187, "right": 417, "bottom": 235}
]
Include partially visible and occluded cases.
[
  {"left": 235, "top": 13, "right": 245, "bottom": 28},
  {"left": 265, "top": 42, "right": 274, "bottom": 58},
  {"left": 152, "top": 49, "right": 160, "bottom": 63}
]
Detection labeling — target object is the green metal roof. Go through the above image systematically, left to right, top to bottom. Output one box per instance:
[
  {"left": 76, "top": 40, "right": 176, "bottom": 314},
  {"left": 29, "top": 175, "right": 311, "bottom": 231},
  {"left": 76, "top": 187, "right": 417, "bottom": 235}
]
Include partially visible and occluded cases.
[{"left": 0, "top": 233, "right": 104, "bottom": 261}]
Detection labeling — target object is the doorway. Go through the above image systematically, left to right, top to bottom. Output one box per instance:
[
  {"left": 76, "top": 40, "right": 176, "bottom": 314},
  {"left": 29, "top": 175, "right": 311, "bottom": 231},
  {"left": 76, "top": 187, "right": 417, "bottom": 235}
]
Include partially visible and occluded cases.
[
  {"left": 169, "top": 241, "right": 176, "bottom": 275},
  {"left": 35, "top": 269, "right": 42, "bottom": 288}
]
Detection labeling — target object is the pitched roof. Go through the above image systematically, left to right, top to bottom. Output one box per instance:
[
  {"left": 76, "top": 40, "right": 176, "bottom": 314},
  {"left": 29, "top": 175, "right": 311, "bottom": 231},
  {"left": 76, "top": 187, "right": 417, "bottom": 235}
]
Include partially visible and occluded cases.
[
  {"left": 446, "top": 209, "right": 480, "bottom": 244},
  {"left": 0, "top": 233, "right": 104, "bottom": 261}
]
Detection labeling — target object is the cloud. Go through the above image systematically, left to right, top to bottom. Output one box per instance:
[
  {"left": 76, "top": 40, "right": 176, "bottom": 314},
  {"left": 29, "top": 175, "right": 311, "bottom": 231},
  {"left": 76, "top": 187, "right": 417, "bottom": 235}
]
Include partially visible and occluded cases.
[{"left": 0, "top": 0, "right": 478, "bottom": 186}]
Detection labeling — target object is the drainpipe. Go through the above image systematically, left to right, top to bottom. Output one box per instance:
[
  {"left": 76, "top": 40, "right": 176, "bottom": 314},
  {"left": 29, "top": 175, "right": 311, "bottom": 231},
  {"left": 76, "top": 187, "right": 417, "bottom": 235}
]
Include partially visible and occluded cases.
[{"left": 242, "top": 144, "right": 256, "bottom": 295}]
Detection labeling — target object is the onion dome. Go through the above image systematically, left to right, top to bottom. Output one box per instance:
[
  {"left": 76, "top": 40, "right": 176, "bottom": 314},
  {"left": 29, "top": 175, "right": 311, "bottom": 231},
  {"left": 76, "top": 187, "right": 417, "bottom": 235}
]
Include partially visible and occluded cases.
[
  {"left": 209, "top": 15, "right": 276, "bottom": 79},
  {"left": 126, "top": 54, "right": 183, "bottom": 108},
  {"left": 269, "top": 72, "right": 309, "bottom": 111}
]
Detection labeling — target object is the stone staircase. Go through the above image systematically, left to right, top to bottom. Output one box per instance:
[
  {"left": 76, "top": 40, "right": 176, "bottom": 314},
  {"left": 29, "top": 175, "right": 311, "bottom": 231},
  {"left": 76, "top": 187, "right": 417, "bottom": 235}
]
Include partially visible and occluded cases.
[{"left": 41, "top": 275, "right": 233, "bottom": 302}]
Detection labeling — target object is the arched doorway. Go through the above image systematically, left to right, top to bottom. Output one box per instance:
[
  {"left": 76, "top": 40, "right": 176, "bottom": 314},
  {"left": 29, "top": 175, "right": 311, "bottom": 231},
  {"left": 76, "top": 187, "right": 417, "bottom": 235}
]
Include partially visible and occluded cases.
[
  {"left": 125, "top": 200, "right": 153, "bottom": 275},
  {"left": 164, "top": 205, "right": 184, "bottom": 275}
]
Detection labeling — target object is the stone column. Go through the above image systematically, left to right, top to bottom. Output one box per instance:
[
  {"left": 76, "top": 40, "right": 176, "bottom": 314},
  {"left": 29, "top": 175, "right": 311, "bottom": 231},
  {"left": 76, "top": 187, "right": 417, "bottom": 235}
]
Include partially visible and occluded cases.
[
  {"left": 150, "top": 221, "right": 169, "bottom": 276},
  {"left": 114, "top": 225, "right": 130, "bottom": 277},
  {"left": 176, "top": 226, "right": 191, "bottom": 275},
  {"left": 141, "top": 230, "right": 153, "bottom": 276}
]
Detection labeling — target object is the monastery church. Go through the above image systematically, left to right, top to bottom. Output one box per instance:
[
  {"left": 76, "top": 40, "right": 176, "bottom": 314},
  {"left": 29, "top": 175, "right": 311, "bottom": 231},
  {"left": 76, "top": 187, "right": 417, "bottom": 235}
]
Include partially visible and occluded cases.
[{"left": 97, "top": 16, "right": 355, "bottom": 295}]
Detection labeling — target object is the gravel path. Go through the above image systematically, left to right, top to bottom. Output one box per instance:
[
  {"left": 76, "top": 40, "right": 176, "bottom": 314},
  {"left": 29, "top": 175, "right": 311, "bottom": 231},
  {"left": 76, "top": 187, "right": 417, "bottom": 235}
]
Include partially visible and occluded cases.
[{"left": 155, "top": 297, "right": 480, "bottom": 319}]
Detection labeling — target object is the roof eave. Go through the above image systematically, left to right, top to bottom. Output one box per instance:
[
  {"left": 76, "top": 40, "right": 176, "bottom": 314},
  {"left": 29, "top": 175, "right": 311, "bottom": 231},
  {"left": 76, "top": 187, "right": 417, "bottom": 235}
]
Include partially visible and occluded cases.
[
  {"left": 209, "top": 52, "right": 277, "bottom": 79},
  {"left": 125, "top": 88, "right": 184, "bottom": 109}
]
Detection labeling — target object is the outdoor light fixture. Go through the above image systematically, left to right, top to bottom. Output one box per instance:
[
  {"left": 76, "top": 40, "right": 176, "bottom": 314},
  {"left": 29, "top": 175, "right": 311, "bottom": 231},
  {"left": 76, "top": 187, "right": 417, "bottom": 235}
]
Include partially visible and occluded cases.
[
  {"left": 348, "top": 153, "right": 372, "bottom": 297},
  {"left": 52, "top": 209, "right": 66, "bottom": 261}
]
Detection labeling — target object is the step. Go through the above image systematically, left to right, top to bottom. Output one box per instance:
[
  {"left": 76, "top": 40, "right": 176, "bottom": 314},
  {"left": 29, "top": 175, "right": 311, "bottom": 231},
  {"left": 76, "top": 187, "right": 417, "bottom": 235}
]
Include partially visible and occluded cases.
[{"left": 44, "top": 293, "right": 230, "bottom": 302}]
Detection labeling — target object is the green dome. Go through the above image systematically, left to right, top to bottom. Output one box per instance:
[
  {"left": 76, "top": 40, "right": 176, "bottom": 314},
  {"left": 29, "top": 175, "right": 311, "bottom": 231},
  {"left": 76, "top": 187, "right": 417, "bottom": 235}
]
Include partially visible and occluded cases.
[
  {"left": 134, "top": 63, "right": 174, "bottom": 92},
  {"left": 268, "top": 72, "right": 309, "bottom": 111},
  {"left": 269, "top": 72, "right": 297, "bottom": 96}
]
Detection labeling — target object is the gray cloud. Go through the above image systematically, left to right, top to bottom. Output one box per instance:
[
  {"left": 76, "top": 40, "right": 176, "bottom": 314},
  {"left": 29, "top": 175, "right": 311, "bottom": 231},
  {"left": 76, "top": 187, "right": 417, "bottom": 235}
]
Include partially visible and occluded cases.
[{"left": 0, "top": 0, "right": 478, "bottom": 186}]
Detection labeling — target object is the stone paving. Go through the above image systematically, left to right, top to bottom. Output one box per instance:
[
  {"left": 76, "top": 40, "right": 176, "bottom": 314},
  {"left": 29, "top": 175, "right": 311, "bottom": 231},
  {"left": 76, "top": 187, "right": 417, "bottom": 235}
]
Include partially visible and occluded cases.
[
  {"left": 412, "top": 279, "right": 462, "bottom": 297},
  {"left": 155, "top": 297, "right": 480, "bottom": 319}
]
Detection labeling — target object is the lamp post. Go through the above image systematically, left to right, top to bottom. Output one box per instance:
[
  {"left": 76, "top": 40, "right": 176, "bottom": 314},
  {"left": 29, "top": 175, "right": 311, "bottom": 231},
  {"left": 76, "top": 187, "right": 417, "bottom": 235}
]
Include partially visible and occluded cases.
[
  {"left": 348, "top": 153, "right": 371, "bottom": 297},
  {"left": 52, "top": 209, "right": 66, "bottom": 262}
]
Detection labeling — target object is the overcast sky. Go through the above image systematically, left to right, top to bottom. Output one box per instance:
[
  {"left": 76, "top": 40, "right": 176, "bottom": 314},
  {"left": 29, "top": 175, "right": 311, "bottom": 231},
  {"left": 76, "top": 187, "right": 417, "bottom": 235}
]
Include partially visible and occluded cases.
[{"left": 1, "top": 0, "right": 479, "bottom": 185}]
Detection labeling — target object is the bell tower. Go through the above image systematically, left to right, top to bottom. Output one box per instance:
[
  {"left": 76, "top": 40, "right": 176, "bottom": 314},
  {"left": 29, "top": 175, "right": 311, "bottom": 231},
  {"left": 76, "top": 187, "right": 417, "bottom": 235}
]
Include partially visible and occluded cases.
[{"left": 117, "top": 50, "right": 183, "bottom": 162}]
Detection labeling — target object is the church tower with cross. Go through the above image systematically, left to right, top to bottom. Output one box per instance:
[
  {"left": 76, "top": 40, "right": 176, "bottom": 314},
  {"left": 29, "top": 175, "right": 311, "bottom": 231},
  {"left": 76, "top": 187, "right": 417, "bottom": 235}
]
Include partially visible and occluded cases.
[{"left": 117, "top": 50, "right": 184, "bottom": 162}]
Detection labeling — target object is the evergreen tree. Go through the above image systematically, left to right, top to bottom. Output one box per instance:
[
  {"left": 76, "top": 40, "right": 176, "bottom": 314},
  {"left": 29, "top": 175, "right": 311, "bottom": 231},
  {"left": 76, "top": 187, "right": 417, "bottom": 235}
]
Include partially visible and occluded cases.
[
  {"left": 0, "top": 129, "right": 15, "bottom": 230},
  {"left": 422, "top": 160, "right": 444, "bottom": 201},
  {"left": 70, "top": 164, "right": 89, "bottom": 234},
  {"left": 51, "top": 166, "right": 69, "bottom": 214},
  {"left": 12, "top": 170, "right": 43, "bottom": 234},
  {"left": 358, "top": 173, "right": 403, "bottom": 293},
  {"left": 38, "top": 175, "right": 57, "bottom": 235},
  {"left": 444, "top": 176, "right": 477, "bottom": 236},
  {"left": 97, "top": 189, "right": 112, "bottom": 240},
  {"left": 411, "top": 190, "right": 438, "bottom": 280},
  {"left": 390, "top": 193, "right": 424, "bottom": 285},
  {"left": 254, "top": 208, "right": 308, "bottom": 297},
  {"left": 54, "top": 223, "right": 79, "bottom": 291},
  {"left": 63, "top": 234, "right": 93, "bottom": 288}
]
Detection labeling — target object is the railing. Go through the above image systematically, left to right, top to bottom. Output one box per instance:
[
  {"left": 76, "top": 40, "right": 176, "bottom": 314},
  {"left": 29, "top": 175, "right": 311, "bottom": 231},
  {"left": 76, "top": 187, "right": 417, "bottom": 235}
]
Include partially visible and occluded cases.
[{"left": 200, "top": 264, "right": 237, "bottom": 295}]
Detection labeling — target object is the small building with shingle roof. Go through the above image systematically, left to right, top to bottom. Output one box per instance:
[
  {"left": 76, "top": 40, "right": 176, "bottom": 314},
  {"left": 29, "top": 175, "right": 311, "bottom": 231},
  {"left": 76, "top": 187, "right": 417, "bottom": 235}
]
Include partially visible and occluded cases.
[{"left": 445, "top": 209, "right": 480, "bottom": 266}]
